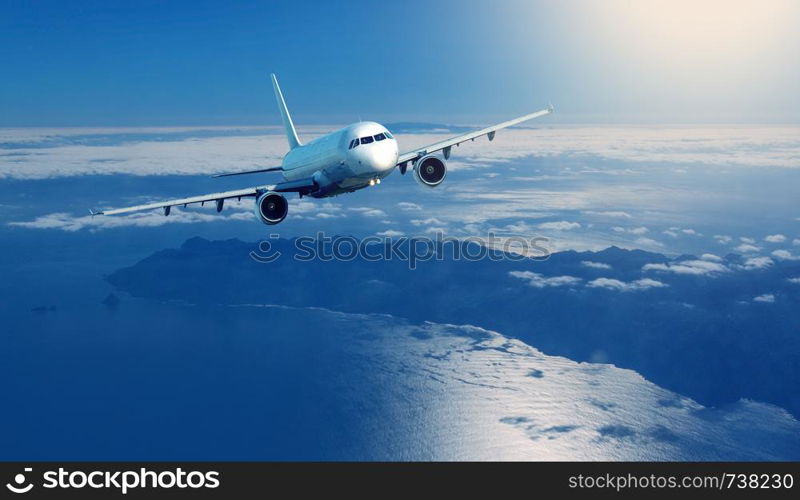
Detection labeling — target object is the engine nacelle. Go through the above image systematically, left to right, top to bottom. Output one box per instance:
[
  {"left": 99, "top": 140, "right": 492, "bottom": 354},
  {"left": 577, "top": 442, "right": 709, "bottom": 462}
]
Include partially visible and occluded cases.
[
  {"left": 413, "top": 155, "right": 447, "bottom": 188},
  {"left": 254, "top": 191, "right": 288, "bottom": 225}
]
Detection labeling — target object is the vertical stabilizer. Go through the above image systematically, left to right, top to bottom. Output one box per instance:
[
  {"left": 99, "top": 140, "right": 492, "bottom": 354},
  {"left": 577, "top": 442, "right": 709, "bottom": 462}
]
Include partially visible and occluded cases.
[{"left": 271, "top": 73, "right": 302, "bottom": 150}]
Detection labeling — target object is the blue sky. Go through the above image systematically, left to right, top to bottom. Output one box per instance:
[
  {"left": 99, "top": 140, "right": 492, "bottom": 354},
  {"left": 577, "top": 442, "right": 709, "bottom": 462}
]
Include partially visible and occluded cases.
[
  {"left": 2, "top": 0, "right": 799, "bottom": 125},
  {"left": 3, "top": 1, "right": 800, "bottom": 463}
]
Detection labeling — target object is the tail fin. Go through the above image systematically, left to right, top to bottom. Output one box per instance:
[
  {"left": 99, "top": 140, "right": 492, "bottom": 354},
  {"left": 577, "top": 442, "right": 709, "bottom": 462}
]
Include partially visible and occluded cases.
[{"left": 271, "top": 74, "right": 301, "bottom": 150}]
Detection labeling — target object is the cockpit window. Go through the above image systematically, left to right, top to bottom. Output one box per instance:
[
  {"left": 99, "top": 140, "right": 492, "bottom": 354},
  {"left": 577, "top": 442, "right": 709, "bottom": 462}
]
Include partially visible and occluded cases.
[
  {"left": 384, "top": 131, "right": 394, "bottom": 139},
  {"left": 373, "top": 133, "right": 386, "bottom": 141},
  {"left": 360, "top": 136, "right": 374, "bottom": 145},
  {"left": 349, "top": 139, "right": 359, "bottom": 149}
]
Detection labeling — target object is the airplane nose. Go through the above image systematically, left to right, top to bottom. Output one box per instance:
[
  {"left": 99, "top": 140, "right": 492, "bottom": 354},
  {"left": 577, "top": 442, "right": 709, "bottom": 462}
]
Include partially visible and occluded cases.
[{"left": 372, "top": 140, "right": 398, "bottom": 170}]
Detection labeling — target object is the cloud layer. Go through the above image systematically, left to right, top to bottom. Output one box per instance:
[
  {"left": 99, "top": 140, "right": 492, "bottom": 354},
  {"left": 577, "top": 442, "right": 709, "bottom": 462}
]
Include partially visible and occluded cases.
[
  {"left": 4, "top": 125, "right": 800, "bottom": 180},
  {"left": 508, "top": 271, "right": 582, "bottom": 288},
  {"left": 587, "top": 277, "right": 667, "bottom": 292}
]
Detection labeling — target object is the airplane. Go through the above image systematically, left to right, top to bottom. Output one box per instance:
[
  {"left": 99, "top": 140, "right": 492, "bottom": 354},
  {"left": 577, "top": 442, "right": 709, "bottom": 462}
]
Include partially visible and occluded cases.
[{"left": 92, "top": 74, "right": 553, "bottom": 225}]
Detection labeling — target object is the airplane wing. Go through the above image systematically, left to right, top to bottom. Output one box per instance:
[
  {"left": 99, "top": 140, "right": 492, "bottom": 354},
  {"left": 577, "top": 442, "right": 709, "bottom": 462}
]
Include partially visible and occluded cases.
[
  {"left": 396, "top": 105, "right": 553, "bottom": 167},
  {"left": 211, "top": 166, "right": 283, "bottom": 178},
  {"left": 94, "top": 177, "right": 318, "bottom": 216},
  {"left": 93, "top": 186, "right": 271, "bottom": 216}
]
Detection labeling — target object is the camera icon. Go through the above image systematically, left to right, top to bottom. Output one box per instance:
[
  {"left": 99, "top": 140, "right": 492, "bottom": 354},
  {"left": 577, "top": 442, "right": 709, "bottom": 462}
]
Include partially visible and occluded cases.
[{"left": 5, "top": 468, "right": 34, "bottom": 494}]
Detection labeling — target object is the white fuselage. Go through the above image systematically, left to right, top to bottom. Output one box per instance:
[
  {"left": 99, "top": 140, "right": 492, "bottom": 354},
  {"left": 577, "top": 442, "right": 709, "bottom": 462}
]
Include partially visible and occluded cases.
[{"left": 281, "top": 121, "right": 398, "bottom": 197}]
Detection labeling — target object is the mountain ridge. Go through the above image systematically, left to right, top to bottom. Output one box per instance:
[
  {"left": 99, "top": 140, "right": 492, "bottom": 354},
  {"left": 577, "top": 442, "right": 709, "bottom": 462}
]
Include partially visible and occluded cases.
[{"left": 108, "top": 237, "right": 800, "bottom": 420}]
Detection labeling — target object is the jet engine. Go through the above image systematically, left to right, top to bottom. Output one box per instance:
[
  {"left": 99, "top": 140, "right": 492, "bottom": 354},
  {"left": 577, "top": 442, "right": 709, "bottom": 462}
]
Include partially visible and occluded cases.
[
  {"left": 413, "top": 155, "right": 447, "bottom": 188},
  {"left": 254, "top": 191, "right": 288, "bottom": 225}
]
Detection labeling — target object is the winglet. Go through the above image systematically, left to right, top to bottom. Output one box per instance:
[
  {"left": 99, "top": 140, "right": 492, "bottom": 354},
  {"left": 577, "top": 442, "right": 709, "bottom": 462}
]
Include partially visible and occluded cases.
[
  {"left": 271, "top": 74, "right": 302, "bottom": 150},
  {"left": 547, "top": 102, "right": 555, "bottom": 113},
  {"left": 89, "top": 208, "right": 103, "bottom": 217}
]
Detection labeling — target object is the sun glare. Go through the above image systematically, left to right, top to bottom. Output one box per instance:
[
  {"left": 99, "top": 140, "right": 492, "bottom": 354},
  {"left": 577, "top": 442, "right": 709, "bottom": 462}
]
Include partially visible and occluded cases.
[{"left": 607, "top": 0, "right": 795, "bottom": 63}]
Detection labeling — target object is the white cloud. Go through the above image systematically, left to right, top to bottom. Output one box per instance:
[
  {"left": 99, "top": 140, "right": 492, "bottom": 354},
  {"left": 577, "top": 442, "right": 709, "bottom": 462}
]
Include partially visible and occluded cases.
[
  {"left": 5, "top": 125, "right": 800, "bottom": 181},
  {"left": 402, "top": 126, "right": 800, "bottom": 170},
  {"left": 0, "top": 128, "right": 294, "bottom": 180},
  {"left": 281, "top": 199, "right": 343, "bottom": 219},
  {"left": 292, "top": 200, "right": 338, "bottom": 214},
  {"left": 397, "top": 202, "right": 422, "bottom": 211},
  {"left": 350, "top": 207, "right": 387, "bottom": 218},
  {"left": 9, "top": 209, "right": 253, "bottom": 231},
  {"left": 362, "top": 209, "right": 387, "bottom": 217},
  {"left": 583, "top": 210, "right": 632, "bottom": 218},
  {"left": 314, "top": 212, "right": 338, "bottom": 219},
  {"left": 411, "top": 217, "right": 444, "bottom": 226},
  {"left": 501, "top": 221, "right": 534, "bottom": 233},
  {"left": 538, "top": 221, "right": 581, "bottom": 231},
  {"left": 611, "top": 226, "right": 648, "bottom": 235},
  {"left": 660, "top": 227, "right": 701, "bottom": 238},
  {"left": 377, "top": 229, "right": 404, "bottom": 237},
  {"left": 764, "top": 234, "right": 786, "bottom": 243},
  {"left": 714, "top": 235, "right": 732, "bottom": 244},
  {"left": 634, "top": 237, "right": 664, "bottom": 248},
  {"left": 740, "top": 237, "right": 756, "bottom": 244},
  {"left": 794, "top": 239, "right": 800, "bottom": 246},
  {"left": 735, "top": 243, "right": 761, "bottom": 253},
  {"left": 771, "top": 249, "right": 800, "bottom": 261},
  {"left": 700, "top": 253, "right": 722, "bottom": 262},
  {"left": 741, "top": 256, "right": 774, "bottom": 270},
  {"left": 643, "top": 259, "right": 728, "bottom": 276},
  {"left": 581, "top": 261, "right": 612, "bottom": 270},
  {"left": 509, "top": 271, "right": 582, "bottom": 288},
  {"left": 586, "top": 277, "right": 667, "bottom": 292},
  {"left": 787, "top": 278, "right": 800, "bottom": 284},
  {"left": 753, "top": 294, "right": 775, "bottom": 303}
]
